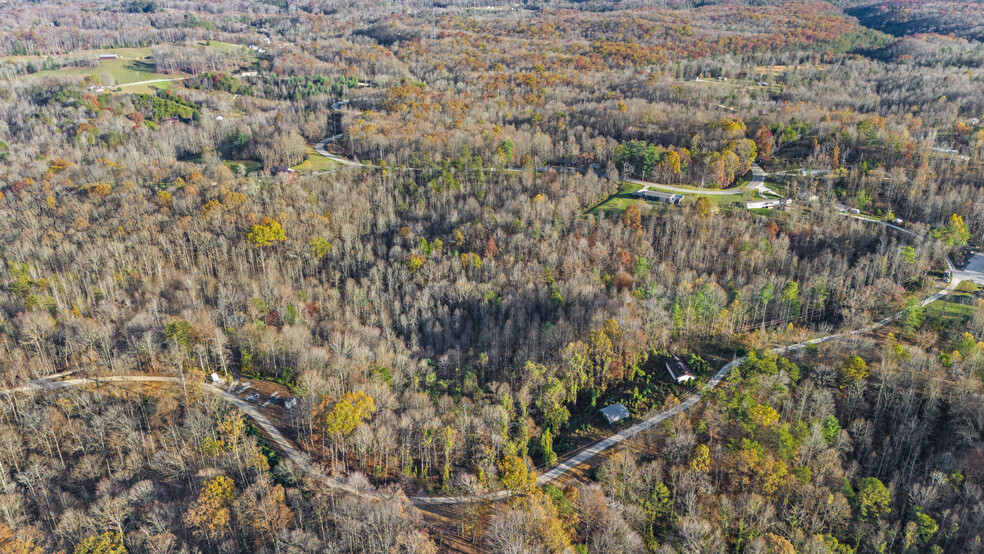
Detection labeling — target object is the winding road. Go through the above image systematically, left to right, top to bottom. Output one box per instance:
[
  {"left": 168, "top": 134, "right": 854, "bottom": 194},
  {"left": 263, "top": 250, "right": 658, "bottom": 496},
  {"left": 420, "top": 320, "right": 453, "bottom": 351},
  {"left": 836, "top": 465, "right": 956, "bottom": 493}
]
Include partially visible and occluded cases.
[
  {"left": 3, "top": 95, "right": 971, "bottom": 504},
  {"left": 313, "top": 99, "right": 779, "bottom": 199},
  {"left": 314, "top": 122, "right": 777, "bottom": 199},
  {"left": 624, "top": 162, "right": 776, "bottom": 197},
  {"left": 4, "top": 246, "right": 967, "bottom": 505}
]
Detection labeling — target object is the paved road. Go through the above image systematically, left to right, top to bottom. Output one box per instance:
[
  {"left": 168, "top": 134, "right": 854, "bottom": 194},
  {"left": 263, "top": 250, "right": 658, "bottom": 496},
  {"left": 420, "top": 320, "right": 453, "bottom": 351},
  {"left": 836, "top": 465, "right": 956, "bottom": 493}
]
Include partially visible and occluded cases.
[
  {"left": 117, "top": 77, "right": 187, "bottom": 88},
  {"left": 315, "top": 98, "right": 779, "bottom": 200},
  {"left": 313, "top": 126, "right": 778, "bottom": 201},
  {"left": 313, "top": 134, "right": 361, "bottom": 167},
  {"left": 621, "top": 163, "right": 776, "bottom": 197},
  {"left": 746, "top": 164, "right": 777, "bottom": 196},
  {"left": 840, "top": 212, "right": 917, "bottom": 237},
  {"left": 953, "top": 253, "right": 984, "bottom": 286},
  {"left": 1, "top": 269, "right": 958, "bottom": 505},
  {"left": 1, "top": 375, "right": 373, "bottom": 498}
]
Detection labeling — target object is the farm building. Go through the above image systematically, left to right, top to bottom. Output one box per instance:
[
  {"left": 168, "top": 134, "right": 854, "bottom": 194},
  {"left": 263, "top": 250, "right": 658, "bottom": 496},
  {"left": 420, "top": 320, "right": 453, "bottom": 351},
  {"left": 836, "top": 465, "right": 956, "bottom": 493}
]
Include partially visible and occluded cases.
[
  {"left": 99, "top": 54, "right": 119, "bottom": 60},
  {"left": 600, "top": 403, "right": 630, "bottom": 424}
]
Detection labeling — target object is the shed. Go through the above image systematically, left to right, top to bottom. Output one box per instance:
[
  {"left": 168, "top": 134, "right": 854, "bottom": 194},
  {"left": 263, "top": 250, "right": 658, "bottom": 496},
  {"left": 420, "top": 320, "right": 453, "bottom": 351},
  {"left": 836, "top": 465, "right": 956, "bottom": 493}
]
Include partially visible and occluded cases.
[
  {"left": 665, "top": 355, "right": 696, "bottom": 384},
  {"left": 209, "top": 372, "right": 221, "bottom": 383},
  {"left": 599, "top": 403, "right": 630, "bottom": 425}
]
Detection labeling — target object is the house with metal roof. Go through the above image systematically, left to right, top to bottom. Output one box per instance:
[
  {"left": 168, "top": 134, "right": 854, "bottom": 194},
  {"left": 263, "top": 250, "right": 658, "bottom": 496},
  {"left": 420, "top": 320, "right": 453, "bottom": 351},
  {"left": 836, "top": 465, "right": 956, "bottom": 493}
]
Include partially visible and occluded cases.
[
  {"left": 633, "top": 189, "right": 683, "bottom": 204},
  {"left": 665, "top": 355, "right": 696, "bottom": 383},
  {"left": 599, "top": 403, "right": 630, "bottom": 425}
]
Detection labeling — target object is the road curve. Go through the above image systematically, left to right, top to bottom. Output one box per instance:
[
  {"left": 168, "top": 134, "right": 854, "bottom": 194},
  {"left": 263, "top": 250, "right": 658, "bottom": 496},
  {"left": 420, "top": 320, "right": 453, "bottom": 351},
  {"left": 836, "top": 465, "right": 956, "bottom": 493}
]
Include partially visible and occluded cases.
[
  {"left": 312, "top": 129, "right": 777, "bottom": 201},
  {"left": 622, "top": 164, "right": 774, "bottom": 197},
  {"left": 0, "top": 171, "right": 956, "bottom": 505},
  {"left": 0, "top": 267, "right": 956, "bottom": 505}
]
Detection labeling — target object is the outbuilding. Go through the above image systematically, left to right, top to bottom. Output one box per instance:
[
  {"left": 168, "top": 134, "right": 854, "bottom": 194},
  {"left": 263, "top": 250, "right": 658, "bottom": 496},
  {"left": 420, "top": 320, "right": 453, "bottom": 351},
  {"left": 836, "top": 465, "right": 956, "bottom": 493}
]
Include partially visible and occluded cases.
[{"left": 599, "top": 403, "right": 630, "bottom": 424}]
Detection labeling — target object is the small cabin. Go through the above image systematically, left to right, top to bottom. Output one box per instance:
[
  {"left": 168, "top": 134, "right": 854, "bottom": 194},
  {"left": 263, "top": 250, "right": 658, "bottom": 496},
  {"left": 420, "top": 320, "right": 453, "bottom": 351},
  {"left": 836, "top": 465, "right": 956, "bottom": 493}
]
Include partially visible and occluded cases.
[
  {"left": 665, "top": 355, "right": 696, "bottom": 384},
  {"left": 599, "top": 403, "right": 630, "bottom": 425}
]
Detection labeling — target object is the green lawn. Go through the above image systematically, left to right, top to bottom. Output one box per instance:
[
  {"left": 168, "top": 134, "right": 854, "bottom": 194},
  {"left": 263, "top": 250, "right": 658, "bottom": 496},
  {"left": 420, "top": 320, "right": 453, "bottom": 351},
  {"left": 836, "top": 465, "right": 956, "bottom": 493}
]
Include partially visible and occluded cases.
[
  {"left": 14, "top": 41, "right": 245, "bottom": 87},
  {"left": 200, "top": 41, "right": 239, "bottom": 53},
  {"left": 31, "top": 59, "right": 185, "bottom": 86},
  {"left": 681, "top": 77, "right": 782, "bottom": 94},
  {"left": 123, "top": 81, "right": 176, "bottom": 94},
  {"left": 183, "top": 144, "right": 339, "bottom": 175},
  {"left": 184, "top": 145, "right": 262, "bottom": 174},
  {"left": 292, "top": 147, "right": 341, "bottom": 172},
  {"left": 631, "top": 180, "right": 739, "bottom": 194},
  {"left": 586, "top": 181, "right": 743, "bottom": 215},
  {"left": 586, "top": 182, "right": 645, "bottom": 215},
  {"left": 926, "top": 281, "right": 980, "bottom": 321}
]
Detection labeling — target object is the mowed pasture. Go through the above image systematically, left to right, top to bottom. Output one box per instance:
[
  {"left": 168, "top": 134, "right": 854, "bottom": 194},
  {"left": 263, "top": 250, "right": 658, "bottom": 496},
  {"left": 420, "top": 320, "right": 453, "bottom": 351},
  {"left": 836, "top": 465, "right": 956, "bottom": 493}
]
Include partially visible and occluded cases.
[{"left": 5, "top": 41, "right": 247, "bottom": 88}]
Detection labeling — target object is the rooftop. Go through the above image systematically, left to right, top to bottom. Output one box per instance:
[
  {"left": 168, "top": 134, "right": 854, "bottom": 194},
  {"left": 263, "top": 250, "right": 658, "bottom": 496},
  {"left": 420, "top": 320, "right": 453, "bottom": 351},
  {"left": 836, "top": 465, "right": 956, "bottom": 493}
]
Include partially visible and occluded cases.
[
  {"left": 665, "top": 355, "right": 696, "bottom": 383},
  {"left": 599, "top": 403, "right": 630, "bottom": 424}
]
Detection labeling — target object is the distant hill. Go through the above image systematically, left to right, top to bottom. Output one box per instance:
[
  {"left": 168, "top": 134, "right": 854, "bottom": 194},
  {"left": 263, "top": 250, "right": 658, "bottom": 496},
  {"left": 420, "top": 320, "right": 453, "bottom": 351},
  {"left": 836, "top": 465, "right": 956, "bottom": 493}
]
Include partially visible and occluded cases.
[{"left": 848, "top": 1, "right": 984, "bottom": 40}]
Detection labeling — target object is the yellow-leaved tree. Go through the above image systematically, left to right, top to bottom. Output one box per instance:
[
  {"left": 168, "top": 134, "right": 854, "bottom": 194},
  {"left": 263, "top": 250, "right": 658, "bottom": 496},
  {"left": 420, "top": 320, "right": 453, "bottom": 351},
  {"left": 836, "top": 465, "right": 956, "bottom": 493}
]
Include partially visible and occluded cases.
[
  {"left": 247, "top": 217, "right": 286, "bottom": 247},
  {"left": 315, "top": 391, "right": 376, "bottom": 465},
  {"left": 498, "top": 454, "right": 536, "bottom": 493},
  {"left": 185, "top": 475, "right": 237, "bottom": 541},
  {"left": 73, "top": 531, "right": 126, "bottom": 554}
]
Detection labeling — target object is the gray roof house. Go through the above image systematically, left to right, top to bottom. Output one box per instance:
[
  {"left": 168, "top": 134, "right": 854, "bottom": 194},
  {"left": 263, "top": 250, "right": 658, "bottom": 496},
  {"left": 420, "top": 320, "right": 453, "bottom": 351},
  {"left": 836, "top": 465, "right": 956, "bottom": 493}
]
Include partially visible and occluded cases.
[
  {"left": 666, "top": 355, "right": 696, "bottom": 383},
  {"left": 600, "top": 403, "right": 630, "bottom": 424}
]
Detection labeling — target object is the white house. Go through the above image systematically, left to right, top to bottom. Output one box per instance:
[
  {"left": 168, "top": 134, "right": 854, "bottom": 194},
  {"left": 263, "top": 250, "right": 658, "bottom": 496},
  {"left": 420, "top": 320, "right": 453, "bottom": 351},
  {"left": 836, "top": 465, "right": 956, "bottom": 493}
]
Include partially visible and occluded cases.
[{"left": 746, "top": 199, "right": 782, "bottom": 210}]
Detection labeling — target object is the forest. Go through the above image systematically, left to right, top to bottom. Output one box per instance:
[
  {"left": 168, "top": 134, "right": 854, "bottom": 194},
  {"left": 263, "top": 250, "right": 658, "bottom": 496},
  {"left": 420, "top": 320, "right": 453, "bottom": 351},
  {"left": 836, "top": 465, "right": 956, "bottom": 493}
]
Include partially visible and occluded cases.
[{"left": 0, "top": 0, "right": 982, "bottom": 552}]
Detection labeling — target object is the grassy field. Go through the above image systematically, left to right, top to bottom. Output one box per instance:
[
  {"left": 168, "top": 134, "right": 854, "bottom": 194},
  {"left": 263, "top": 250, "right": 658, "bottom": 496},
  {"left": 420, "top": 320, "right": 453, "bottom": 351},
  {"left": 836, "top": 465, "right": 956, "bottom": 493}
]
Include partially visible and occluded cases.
[
  {"left": 12, "top": 41, "right": 246, "bottom": 87},
  {"left": 31, "top": 59, "right": 185, "bottom": 87},
  {"left": 681, "top": 77, "right": 782, "bottom": 94},
  {"left": 121, "top": 81, "right": 177, "bottom": 94},
  {"left": 184, "top": 143, "right": 340, "bottom": 175},
  {"left": 184, "top": 145, "right": 263, "bottom": 174},
  {"left": 292, "top": 147, "right": 342, "bottom": 172},
  {"left": 586, "top": 181, "right": 745, "bottom": 215},
  {"left": 586, "top": 182, "right": 645, "bottom": 215},
  {"left": 927, "top": 281, "right": 980, "bottom": 320}
]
